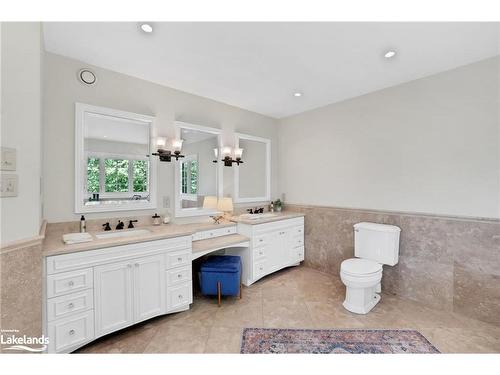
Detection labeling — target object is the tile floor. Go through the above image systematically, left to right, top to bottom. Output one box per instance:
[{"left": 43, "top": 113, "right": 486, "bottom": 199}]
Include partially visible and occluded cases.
[{"left": 76, "top": 266, "right": 500, "bottom": 354}]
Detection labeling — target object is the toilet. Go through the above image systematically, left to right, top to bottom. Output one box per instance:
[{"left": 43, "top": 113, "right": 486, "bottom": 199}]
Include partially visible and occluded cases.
[{"left": 340, "top": 222, "right": 401, "bottom": 314}]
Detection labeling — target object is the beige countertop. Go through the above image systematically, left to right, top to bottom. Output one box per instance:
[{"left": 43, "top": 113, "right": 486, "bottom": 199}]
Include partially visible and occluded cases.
[
  {"left": 229, "top": 211, "right": 305, "bottom": 225},
  {"left": 43, "top": 212, "right": 304, "bottom": 257},
  {"left": 42, "top": 221, "right": 236, "bottom": 257}
]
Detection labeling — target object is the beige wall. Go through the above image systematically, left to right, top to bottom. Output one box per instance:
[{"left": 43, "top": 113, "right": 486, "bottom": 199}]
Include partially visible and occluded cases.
[
  {"left": 0, "top": 22, "right": 43, "bottom": 245},
  {"left": 43, "top": 52, "right": 279, "bottom": 223},
  {"left": 278, "top": 57, "right": 500, "bottom": 219}
]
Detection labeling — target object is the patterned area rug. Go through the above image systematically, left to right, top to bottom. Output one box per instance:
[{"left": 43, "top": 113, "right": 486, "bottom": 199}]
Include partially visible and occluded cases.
[{"left": 240, "top": 328, "right": 440, "bottom": 354}]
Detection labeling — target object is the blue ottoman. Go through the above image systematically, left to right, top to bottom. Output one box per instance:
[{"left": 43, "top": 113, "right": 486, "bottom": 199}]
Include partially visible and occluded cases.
[{"left": 200, "top": 255, "right": 242, "bottom": 306}]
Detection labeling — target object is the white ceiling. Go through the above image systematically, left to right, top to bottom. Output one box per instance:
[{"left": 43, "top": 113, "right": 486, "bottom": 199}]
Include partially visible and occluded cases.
[{"left": 43, "top": 22, "right": 499, "bottom": 118}]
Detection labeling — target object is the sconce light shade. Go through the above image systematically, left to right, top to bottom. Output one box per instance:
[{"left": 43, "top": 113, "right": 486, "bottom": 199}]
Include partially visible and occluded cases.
[
  {"left": 156, "top": 137, "right": 167, "bottom": 148},
  {"left": 172, "top": 139, "right": 184, "bottom": 152},
  {"left": 222, "top": 147, "right": 232, "bottom": 157},
  {"left": 213, "top": 148, "right": 218, "bottom": 158},
  {"left": 234, "top": 148, "right": 244, "bottom": 159},
  {"left": 203, "top": 196, "right": 218, "bottom": 210},
  {"left": 217, "top": 197, "right": 233, "bottom": 213}
]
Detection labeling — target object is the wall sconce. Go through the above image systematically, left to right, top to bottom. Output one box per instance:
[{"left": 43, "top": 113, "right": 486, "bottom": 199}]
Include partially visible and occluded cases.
[
  {"left": 152, "top": 137, "right": 185, "bottom": 162},
  {"left": 220, "top": 147, "right": 244, "bottom": 167}
]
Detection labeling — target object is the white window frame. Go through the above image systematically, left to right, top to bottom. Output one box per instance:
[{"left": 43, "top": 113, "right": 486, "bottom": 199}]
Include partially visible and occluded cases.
[
  {"left": 75, "top": 103, "right": 157, "bottom": 213},
  {"left": 174, "top": 121, "right": 223, "bottom": 218},
  {"left": 233, "top": 133, "right": 271, "bottom": 203},
  {"left": 85, "top": 151, "right": 150, "bottom": 199},
  {"left": 179, "top": 154, "right": 199, "bottom": 202}
]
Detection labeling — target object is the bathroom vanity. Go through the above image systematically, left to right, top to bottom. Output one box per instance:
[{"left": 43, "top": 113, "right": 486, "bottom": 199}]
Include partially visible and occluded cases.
[{"left": 42, "top": 213, "right": 304, "bottom": 353}]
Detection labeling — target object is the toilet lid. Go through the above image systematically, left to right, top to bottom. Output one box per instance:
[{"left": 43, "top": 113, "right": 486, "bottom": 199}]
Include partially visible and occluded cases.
[{"left": 341, "top": 258, "right": 382, "bottom": 275}]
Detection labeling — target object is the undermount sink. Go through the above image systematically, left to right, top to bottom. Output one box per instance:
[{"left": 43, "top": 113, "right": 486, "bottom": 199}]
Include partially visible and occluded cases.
[
  {"left": 239, "top": 213, "right": 277, "bottom": 220},
  {"left": 95, "top": 228, "right": 151, "bottom": 239}
]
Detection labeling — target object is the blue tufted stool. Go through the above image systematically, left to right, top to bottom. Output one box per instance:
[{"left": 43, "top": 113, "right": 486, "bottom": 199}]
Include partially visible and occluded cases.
[{"left": 200, "top": 255, "right": 242, "bottom": 306}]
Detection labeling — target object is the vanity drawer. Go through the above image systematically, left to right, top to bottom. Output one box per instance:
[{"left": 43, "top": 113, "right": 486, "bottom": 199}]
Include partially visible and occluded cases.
[
  {"left": 202, "top": 226, "right": 236, "bottom": 239},
  {"left": 292, "top": 226, "right": 304, "bottom": 237},
  {"left": 253, "top": 234, "right": 269, "bottom": 247},
  {"left": 291, "top": 236, "right": 304, "bottom": 248},
  {"left": 253, "top": 246, "right": 266, "bottom": 260},
  {"left": 296, "top": 246, "right": 305, "bottom": 262},
  {"left": 166, "top": 249, "right": 191, "bottom": 269},
  {"left": 253, "top": 259, "right": 268, "bottom": 280},
  {"left": 166, "top": 266, "right": 192, "bottom": 286},
  {"left": 47, "top": 268, "right": 93, "bottom": 298},
  {"left": 167, "top": 282, "right": 193, "bottom": 311},
  {"left": 47, "top": 289, "right": 93, "bottom": 322},
  {"left": 47, "top": 310, "right": 94, "bottom": 353}
]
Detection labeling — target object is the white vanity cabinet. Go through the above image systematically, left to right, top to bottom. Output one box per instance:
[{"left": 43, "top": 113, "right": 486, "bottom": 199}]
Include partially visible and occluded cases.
[
  {"left": 230, "top": 217, "right": 305, "bottom": 286},
  {"left": 44, "top": 235, "right": 192, "bottom": 353}
]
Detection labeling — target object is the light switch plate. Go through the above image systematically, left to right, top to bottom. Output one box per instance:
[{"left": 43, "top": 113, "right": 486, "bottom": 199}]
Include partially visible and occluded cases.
[
  {"left": 0, "top": 147, "right": 17, "bottom": 171},
  {"left": 0, "top": 174, "right": 18, "bottom": 197}
]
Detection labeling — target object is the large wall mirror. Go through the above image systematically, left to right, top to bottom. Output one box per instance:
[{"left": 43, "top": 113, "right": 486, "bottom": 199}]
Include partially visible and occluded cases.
[
  {"left": 75, "top": 103, "right": 157, "bottom": 213},
  {"left": 174, "top": 121, "right": 222, "bottom": 217},
  {"left": 233, "top": 133, "right": 271, "bottom": 203}
]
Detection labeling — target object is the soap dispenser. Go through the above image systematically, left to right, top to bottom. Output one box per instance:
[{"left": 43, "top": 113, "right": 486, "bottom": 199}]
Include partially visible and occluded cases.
[{"left": 80, "top": 215, "right": 86, "bottom": 233}]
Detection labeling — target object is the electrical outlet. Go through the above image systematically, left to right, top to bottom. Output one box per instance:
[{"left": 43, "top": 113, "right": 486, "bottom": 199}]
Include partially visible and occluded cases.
[
  {"left": 0, "top": 174, "right": 18, "bottom": 197},
  {"left": 163, "top": 196, "right": 170, "bottom": 208}
]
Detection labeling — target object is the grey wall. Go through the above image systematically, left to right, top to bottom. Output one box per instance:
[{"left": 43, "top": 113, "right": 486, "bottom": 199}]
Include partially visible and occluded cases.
[
  {"left": 1, "top": 22, "right": 43, "bottom": 244},
  {"left": 43, "top": 52, "right": 279, "bottom": 223},
  {"left": 278, "top": 57, "right": 500, "bottom": 219}
]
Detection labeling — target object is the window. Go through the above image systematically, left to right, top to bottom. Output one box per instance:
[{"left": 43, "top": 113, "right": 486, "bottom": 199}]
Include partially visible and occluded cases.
[
  {"left": 86, "top": 155, "right": 149, "bottom": 197},
  {"left": 181, "top": 157, "right": 198, "bottom": 197}
]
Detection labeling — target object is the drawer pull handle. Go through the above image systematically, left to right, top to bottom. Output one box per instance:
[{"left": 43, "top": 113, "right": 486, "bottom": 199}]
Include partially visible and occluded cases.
[
  {"left": 259, "top": 239, "right": 263, "bottom": 242},
  {"left": 259, "top": 251, "right": 263, "bottom": 255},
  {"left": 177, "top": 257, "right": 182, "bottom": 262},
  {"left": 260, "top": 267, "right": 263, "bottom": 270},
  {"left": 177, "top": 274, "right": 182, "bottom": 278},
  {"left": 68, "top": 281, "right": 74, "bottom": 287},
  {"left": 178, "top": 294, "right": 183, "bottom": 299},
  {"left": 68, "top": 303, "right": 74, "bottom": 309},
  {"left": 69, "top": 329, "right": 75, "bottom": 336}
]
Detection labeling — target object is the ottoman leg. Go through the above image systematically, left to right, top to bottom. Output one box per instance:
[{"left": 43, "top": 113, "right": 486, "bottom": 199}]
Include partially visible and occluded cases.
[{"left": 217, "top": 281, "right": 221, "bottom": 307}]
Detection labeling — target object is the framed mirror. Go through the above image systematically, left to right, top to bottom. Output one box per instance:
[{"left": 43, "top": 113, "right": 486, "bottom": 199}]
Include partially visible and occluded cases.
[
  {"left": 75, "top": 103, "right": 157, "bottom": 213},
  {"left": 174, "top": 121, "right": 222, "bottom": 217},
  {"left": 233, "top": 133, "right": 271, "bottom": 203}
]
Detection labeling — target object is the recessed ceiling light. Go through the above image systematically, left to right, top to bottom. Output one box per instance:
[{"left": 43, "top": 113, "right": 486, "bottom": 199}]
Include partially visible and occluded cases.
[
  {"left": 140, "top": 23, "right": 153, "bottom": 33},
  {"left": 384, "top": 50, "right": 397, "bottom": 59},
  {"left": 293, "top": 92, "right": 302, "bottom": 97}
]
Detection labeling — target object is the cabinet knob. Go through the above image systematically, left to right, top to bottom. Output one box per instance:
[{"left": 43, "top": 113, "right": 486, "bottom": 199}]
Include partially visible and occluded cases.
[
  {"left": 259, "top": 251, "right": 263, "bottom": 255},
  {"left": 177, "top": 257, "right": 182, "bottom": 262},
  {"left": 260, "top": 267, "right": 263, "bottom": 270},
  {"left": 177, "top": 274, "right": 182, "bottom": 278},
  {"left": 68, "top": 281, "right": 74, "bottom": 287},
  {"left": 178, "top": 294, "right": 183, "bottom": 299},
  {"left": 68, "top": 303, "right": 74, "bottom": 309},
  {"left": 69, "top": 329, "right": 75, "bottom": 336}
]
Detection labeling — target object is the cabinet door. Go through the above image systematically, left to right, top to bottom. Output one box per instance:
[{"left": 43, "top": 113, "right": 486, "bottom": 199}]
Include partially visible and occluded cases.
[
  {"left": 267, "top": 230, "right": 287, "bottom": 272},
  {"left": 133, "top": 254, "right": 166, "bottom": 322},
  {"left": 94, "top": 260, "right": 134, "bottom": 337}
]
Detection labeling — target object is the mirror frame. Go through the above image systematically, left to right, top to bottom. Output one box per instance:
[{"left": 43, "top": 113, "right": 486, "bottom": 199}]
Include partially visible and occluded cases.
[
  {"left": 74, "top": 103, "right": 157, "bottom": 213},
  {"left": 174, "top": 121, "right": 223, "bottom": 218},
  {"left": 233, "top": 132, "right": 271, "bottom": 203}
]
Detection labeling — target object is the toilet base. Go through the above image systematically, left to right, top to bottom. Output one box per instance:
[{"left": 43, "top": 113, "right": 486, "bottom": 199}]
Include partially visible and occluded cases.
[{"left": 343, "top": 287, "right": 381, "bottom": 314}]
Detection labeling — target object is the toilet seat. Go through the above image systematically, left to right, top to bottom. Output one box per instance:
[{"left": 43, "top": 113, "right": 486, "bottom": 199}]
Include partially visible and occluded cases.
[{"left": 340, "top": 258, "right": 382, "bottom": 276}]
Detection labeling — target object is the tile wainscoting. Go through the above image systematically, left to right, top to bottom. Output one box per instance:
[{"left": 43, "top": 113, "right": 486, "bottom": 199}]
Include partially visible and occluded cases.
[{"left": 286, "top": 204, "right": 500, "bottom": 326}]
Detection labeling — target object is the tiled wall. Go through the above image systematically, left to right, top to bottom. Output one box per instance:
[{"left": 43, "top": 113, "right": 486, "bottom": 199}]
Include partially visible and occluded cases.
[
  {"left": 287, "top": 204, "right": 500, "bottom": 326},
  {"left": 0, "top": 243, "right": 43, "bottom": 353}
]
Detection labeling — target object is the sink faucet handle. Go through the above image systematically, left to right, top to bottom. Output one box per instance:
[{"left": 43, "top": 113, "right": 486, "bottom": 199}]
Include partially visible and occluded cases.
[
  {"left": 128, "top": 220, "right": 138, "bottom": 229},
  {"left": 102, "top": 222, "right": 111, "bottom": 231}
]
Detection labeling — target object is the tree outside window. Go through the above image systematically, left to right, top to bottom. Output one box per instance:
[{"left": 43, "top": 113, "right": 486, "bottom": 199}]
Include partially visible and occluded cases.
[{"left": 86, "top": 156, "right": 149, "bottom": 195}]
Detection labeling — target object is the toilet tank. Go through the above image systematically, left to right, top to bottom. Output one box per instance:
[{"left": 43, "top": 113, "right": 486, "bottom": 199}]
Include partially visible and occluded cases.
[{"left": 354, "top": 222, "right": 401, "bottom": 266}]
